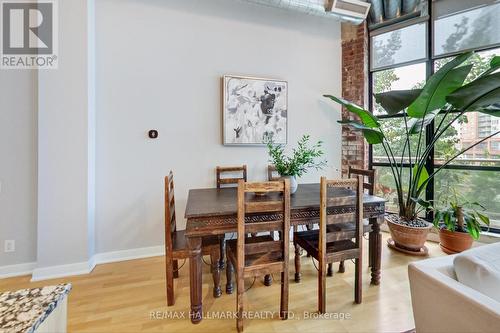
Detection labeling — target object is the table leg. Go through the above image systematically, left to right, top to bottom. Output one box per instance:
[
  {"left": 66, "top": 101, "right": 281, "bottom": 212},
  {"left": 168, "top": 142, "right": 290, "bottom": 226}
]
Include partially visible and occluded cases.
[
  {"left": 369, "top": 216, "right": 382, "bottom": 285},
  {"left": 187, "top": 236, "right": 203, "bottom": 324}
]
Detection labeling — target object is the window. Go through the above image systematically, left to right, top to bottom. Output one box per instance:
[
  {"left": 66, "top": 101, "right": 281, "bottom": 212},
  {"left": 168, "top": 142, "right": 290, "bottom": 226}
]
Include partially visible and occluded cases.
[
  {"left": 433, "top": 1, "right": 500, "bottom": 57},
  {"left": 369, "top": 3, "right": 500, "bottom": 231},
  {"left": 371, "top": 23, "right": 427, "bottom": 70},
  {"left": 433, "top": 48, "right": 500, "bottom": 167},
  {"left": 435, "top": 169, "right": 500, "bottom": 228}
]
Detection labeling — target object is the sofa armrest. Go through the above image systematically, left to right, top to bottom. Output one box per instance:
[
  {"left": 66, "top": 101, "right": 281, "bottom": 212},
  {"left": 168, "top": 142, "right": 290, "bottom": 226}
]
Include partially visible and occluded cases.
[{"left": 409, "top": 257, "right": 500, "bottom": 333}]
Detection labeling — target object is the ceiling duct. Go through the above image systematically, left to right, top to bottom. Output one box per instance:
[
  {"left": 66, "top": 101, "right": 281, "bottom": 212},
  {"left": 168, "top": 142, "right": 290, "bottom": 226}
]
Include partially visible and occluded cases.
[
  {"left": 241, "top": 0, "right": 371, "bottom": 25},
  {"left": 367, "top": 0, "right": 425, "bottom": 28}
]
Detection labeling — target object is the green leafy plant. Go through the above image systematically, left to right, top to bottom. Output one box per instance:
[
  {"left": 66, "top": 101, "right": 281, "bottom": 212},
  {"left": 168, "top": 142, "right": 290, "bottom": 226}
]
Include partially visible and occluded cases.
[
  {"left": 324, "top": 52, "right": 500, "bottom": 222},
  {"left": 267, "top": 134, "right": 326, "bottom": 177},
  {"left": 427, "top": 191, "right": 490, "bottom": 240}
]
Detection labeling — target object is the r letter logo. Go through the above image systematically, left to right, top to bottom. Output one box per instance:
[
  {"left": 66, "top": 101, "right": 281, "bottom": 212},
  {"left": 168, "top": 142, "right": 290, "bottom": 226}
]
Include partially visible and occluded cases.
[{"left": 1, "top": 0, "right": 58, "bottom": 69}]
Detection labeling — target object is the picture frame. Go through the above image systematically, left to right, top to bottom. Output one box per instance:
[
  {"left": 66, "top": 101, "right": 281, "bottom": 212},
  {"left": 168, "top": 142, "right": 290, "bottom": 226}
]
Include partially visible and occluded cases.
[{"left": 222, "top": 75, "right": 288, "bottom": 146}]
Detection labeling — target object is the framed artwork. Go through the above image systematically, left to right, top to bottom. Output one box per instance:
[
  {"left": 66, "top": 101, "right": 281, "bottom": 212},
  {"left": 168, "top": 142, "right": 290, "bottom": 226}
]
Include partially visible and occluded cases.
[{"left": 222, "top": 75, "right": 288, "bottom": 146}]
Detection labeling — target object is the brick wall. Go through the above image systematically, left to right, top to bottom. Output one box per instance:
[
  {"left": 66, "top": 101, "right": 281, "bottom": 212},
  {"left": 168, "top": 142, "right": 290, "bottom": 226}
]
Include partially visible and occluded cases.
[{"left": 340, "top": 23, "right": 369, "bottom": 177}]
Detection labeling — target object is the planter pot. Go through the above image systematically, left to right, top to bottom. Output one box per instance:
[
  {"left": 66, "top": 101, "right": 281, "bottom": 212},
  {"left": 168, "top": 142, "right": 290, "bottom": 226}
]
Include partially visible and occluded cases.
[
  {"left": 281, "top": 176, "right": 298, "bottom": 194},
  {"left": 386, "top": 215, "right": 432, "bottom": 254},
  {"left": 438, "top": 228, "right": 473, "bottom": 254}
]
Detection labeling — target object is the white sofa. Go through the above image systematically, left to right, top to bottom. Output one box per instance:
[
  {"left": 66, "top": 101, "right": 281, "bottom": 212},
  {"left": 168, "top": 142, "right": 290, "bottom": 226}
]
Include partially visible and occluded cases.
[{"left": 408, "top": 243, "right": 500, "bottom": 333}]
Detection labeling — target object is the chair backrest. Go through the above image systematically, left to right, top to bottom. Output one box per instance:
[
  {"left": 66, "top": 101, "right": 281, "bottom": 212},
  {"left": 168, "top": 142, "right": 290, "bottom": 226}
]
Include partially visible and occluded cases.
[
  {"left": 216, "top": 165, "right": 247, "bottom": 188},
  {"left": 267, "top": 165, "right": 281, "bottom": 181},
  {"left": 348, "top": 167, "right": 376, "bottom": 195},
  {"left": 164, "top": 171, "right": 177, "bottom": 252},
  {"left": 319, "top": 176, "right": 363, "bottom": 259},
  {"left": 237, "top": 179, "right": 290, "bottom": 270}
]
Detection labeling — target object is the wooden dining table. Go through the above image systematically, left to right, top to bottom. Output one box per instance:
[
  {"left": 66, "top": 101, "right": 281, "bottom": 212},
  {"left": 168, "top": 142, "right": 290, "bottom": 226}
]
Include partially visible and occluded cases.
[{"left": 184, "top": 183, "right": 386, "bottom": 324}]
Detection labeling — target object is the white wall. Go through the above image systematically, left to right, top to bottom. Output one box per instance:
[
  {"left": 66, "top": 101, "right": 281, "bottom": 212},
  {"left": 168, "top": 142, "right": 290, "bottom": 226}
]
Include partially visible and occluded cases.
[
  {"left": 36, "top": 0, "right": 95, "bottom": 272},
  {"left": 95, "top": 0, "right": 343, "bottom": 253},
  {"left": 0, "top": 70, "right": 37, "bottom": 267}
]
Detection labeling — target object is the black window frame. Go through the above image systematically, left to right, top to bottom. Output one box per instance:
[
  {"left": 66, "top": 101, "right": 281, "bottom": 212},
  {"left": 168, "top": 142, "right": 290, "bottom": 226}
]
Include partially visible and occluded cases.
[{"left": 367, "top": 3, "right": 500, "bottom": 232}]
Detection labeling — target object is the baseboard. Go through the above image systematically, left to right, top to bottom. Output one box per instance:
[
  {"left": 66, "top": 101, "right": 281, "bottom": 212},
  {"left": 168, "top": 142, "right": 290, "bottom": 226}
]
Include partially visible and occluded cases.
[
  {"left": 13, "top": 245, "right": 165, "bottom": 282},
  {"left": 93, "top": 245, "right": 165, "bottom": 265},
  {"left": 31, "top": 260, "right": 95, "bottom": 282},
  {"left": 0, "top": 262, "right": 37, "bottom": 279}
]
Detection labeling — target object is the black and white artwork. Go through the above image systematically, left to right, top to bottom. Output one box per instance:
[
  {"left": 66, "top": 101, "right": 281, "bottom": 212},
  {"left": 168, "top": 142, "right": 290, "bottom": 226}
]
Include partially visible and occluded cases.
[{"left": 222, "top": 75, "right": 287, "bottom": 145}]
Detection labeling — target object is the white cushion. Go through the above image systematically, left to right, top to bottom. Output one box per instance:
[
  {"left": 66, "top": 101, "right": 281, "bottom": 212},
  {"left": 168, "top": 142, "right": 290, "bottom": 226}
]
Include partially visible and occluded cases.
[{"left": 453, "top": 242, "right": 500, "bottom": 303}]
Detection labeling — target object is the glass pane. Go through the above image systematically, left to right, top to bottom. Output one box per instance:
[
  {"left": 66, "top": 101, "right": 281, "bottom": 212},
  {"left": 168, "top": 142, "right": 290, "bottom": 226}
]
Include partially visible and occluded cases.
[
  {"left": 433, "top": 3, "right": 500, "bottom": 57},
  {"left": 371, "top": 23, "right": 427, "bottom": 70},
  {"left": 434, "top": 49, "right": 500, "bottom": 167},
  {"left": 372, "top": 62, "right": 426, "bottom": 115},
  {"left": 373, "top": 118, "right": 425, "bottom": 164},
  {"left": 374, "top": 166, "right": 426, "bottom": 217},
  {"left": 375, "top": 166, "right": 399, "bottom": 213},
  {"left": 435, "top": 169, "right": 500, "bottom": 228}
]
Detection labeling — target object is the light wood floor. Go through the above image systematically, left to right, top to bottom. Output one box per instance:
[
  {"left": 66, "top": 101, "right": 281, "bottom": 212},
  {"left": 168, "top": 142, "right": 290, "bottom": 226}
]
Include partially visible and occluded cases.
[{"left": 1, "top": 233, "right": 443, "bottom": 333}]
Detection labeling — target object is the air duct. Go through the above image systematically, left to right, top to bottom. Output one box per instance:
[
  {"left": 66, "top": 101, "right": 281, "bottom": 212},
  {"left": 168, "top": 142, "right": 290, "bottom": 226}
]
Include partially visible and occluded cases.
[{"left": 241, "top": 0, "right": 370, "bottom": 25}]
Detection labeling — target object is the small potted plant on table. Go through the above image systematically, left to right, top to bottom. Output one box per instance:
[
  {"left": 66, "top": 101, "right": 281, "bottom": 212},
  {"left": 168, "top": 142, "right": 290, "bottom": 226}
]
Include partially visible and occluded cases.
[
  {"left": 324, "top": 52, "right": 500, "bottom": 255},
  {"left": 267, "top": 134, "right": 326, "bottom": 194},
  {"left": 430, "top": 193, "right": 490, "bottom": 254}
]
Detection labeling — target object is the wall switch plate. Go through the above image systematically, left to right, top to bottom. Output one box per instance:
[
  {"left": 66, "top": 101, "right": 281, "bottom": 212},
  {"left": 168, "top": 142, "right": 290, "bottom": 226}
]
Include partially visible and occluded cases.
[{"left": 4, "top": 240, "right": 15, "bottom": 253}]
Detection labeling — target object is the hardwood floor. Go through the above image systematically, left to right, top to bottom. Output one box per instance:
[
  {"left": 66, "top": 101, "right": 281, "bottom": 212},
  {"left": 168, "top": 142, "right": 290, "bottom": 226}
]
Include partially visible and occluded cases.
[{"left": 0, "top": 233, "right": 443, "bottom": 333}]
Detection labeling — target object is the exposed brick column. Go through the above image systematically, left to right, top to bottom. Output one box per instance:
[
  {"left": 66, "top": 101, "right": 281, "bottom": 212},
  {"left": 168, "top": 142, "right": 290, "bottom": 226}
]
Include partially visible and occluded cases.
[{"left": 341, "top": 23, "right": 368, "bottom": 177}]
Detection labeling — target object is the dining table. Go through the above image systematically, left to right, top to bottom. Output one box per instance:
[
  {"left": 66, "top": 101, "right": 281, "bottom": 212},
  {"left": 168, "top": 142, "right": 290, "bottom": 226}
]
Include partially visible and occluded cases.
[{"left": 184, "top": 183, "right": 386, "bottom": 324}]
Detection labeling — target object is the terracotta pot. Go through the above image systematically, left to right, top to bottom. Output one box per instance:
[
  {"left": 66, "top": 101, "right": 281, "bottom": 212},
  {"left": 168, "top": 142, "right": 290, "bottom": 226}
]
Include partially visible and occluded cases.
[
  {"left": 386, "top": 216, "right": 432, "bottom": 252},
  {"left": 438, "top": 228, "right": 473, "bottom": 254}
]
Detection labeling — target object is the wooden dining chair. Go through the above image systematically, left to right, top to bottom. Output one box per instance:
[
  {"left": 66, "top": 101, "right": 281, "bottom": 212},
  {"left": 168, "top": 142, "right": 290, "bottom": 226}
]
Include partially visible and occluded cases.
[
  {"left": 216, "top": 165, "right": 248, "bottom": 270},
  {"left": 216, "top": 165, "right": 248, "bottom": 188},
  {"left": 267, "top": 165, "right": 281, "bottom": 181},
  {"left": 334, "top": 167, "right": 376, "bottom": 274},
  {"left": 164, "top": 171, "right": 222, "bottom": 306},
  {"left": 293, "top": 176, "right": 363, "bottom": 313},
  {"left": 226, "top": 179, "right": 290, "bottom": 332}
]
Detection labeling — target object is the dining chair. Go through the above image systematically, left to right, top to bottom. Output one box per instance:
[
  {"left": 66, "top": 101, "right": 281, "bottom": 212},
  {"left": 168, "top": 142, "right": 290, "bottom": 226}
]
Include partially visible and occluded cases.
[
  {"left": 216, "top": 165, "right": 248, "bottom": 271},
  {"left": 216, "top": 165, "right": 248, "bottom": 188},
  {"left": 267, "top": 165, "right": 281, "bottom": 181},
  {"left": 333, "top": 167, "right": 376, "bottom": 274},
  {"left": 164, "top": 171, "right": 222, "bottom": 306},
  {"left": 293, "top": 176, "right": 363, "bottom": 313},
  {"left": 226, "top": 179, "right": 291, "bottom": 332}
]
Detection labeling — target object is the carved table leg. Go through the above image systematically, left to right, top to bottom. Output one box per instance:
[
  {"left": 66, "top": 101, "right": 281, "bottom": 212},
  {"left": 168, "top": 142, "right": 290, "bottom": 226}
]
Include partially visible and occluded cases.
[
  {"left": 370, "top": 216, "right": 382, "bottom": 285},
  {"left": 219, "top": 235, "right": 225, "bottom": 270},
  {"left": 187, "top": 236, "right": 203, "bottom": 324},
  {"left": 294, "top": 242, "right": 301, "bottom": 283},
  {"left": 226, "top": 247, "right": 234, "bottom": 294},
  {"left": 210, "top": 250, "right": 222, "bottom": 298},
  {"left": 338, "top": 261, "right": 345, "bottom": 273},
  {"left": 327, "top": 263, "right": 333, "bottom": 276}
]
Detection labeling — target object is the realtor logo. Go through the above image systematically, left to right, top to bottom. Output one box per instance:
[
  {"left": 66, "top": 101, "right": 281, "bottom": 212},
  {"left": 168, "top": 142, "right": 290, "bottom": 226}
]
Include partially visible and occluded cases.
[{"left": 1, "top": 0, "right": 58, "bottom": 69}]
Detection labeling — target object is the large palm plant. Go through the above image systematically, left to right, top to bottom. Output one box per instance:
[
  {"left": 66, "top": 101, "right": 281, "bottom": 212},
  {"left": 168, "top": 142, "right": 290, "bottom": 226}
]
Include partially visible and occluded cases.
[{"left": 325, "top": 52, "right": 500, "bottom": 222}]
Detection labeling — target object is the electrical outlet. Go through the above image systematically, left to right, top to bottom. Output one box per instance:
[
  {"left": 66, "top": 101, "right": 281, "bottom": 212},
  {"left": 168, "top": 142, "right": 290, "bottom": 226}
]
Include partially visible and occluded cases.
[{"left": 4, "top": 240, "right": 15, "bottom": 253}]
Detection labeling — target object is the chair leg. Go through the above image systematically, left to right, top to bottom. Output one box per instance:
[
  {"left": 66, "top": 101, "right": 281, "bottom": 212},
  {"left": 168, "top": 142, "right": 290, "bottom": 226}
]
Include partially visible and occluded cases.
[
  {"left": 219, "top": 237, "right": 225, "bottom": 270},
  {"left": 294, "top": 242, "right": 301, "bottom": 283},
  {"left": 226, "top": 248, "right": 234, "bottom": 294},
  {"left": 210, "top": 251, "right": 222, "bottom": 298},
  {"left": 166, "top": 256, "right": 175, "bottom": 306},
  {"left": 355, "top": 257, "right": 362, "bottom": 304},
  {"left": 173, "top": 259, "right": 179, "bottom": 279},
  {"left": 318, "top": 259, "right": 326, "bottom": 314},
  {"left": 339, "top": 260, "right": 345, "bottom": 273},
  {"left": 327, "top": 263, "right": 333, "bottom": 277},
  {"left": 280, "top": 271, "right": 289, "bottom": 320},
  {"left": 237, "top": 272, "right": 244, "bottom": 333},
  {"left": 264, "top": 274, "right": 272, "bottom": 286}
]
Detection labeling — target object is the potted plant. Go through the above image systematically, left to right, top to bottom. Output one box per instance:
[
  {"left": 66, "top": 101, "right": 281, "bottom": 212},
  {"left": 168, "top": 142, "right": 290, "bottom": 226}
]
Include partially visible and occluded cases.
[
  {"left": 324, "top": 52, "right": 500, "bottom": 254},
  {"left": 267, "top": 134, "right": 326, "bottom": 194},
  {"left": 428, "top": 193, "right": 490, "bottom": 254}
]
